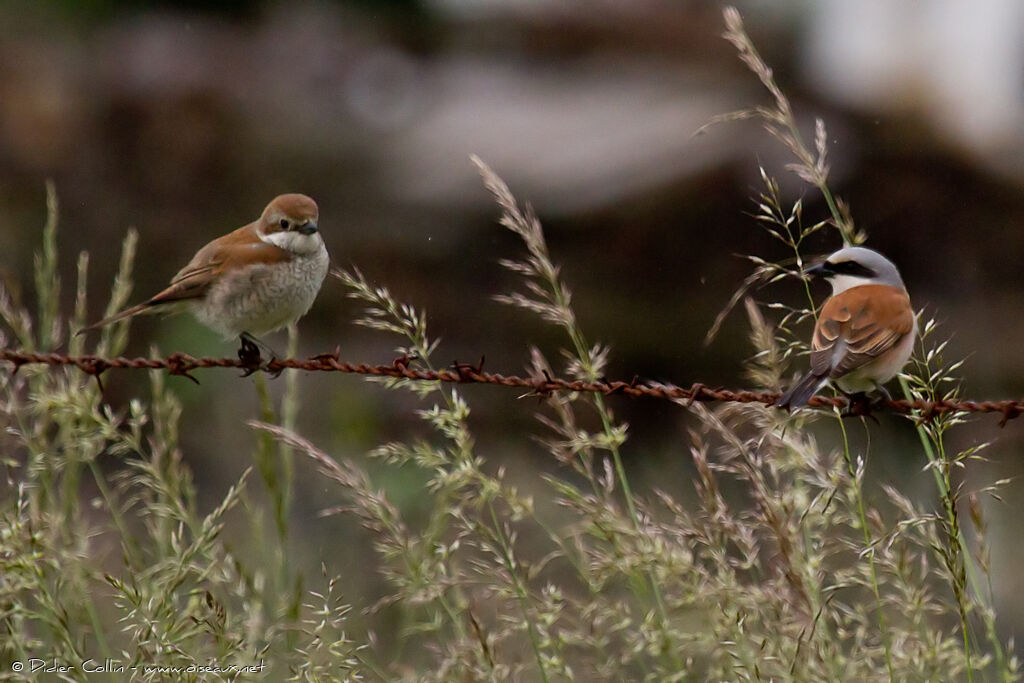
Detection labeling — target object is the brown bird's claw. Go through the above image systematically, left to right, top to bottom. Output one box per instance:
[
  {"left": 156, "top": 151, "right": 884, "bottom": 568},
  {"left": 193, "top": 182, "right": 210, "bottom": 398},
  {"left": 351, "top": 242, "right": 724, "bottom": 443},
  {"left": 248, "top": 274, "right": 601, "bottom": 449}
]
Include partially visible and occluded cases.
[
  {"left": 237, "top": 332, "right": 284, "bottom": 377},
  {"left": 238, "top": 336, "right": 264, "bottom": 376},
  {"left": 239, "top": 356, "right": 283, "bottom": 378},
  {"left": 263, "top": 359, "right": 284, "bottom": 379}
]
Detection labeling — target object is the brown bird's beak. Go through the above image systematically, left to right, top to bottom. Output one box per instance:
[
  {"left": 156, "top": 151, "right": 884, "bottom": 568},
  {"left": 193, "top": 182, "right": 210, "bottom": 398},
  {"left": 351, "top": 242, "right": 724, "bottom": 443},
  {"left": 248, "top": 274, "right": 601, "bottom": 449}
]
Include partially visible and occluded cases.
[{"left": 297, "top": 221, "right": 318, "bottom": 235}]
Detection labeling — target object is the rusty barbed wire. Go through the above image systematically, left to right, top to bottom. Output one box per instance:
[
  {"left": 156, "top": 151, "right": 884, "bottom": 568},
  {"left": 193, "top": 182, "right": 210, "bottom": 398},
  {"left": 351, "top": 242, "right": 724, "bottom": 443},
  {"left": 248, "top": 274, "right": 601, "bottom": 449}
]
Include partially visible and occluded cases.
[{"left": 1, "top": 348, "right": 1022, "bottom": 426}]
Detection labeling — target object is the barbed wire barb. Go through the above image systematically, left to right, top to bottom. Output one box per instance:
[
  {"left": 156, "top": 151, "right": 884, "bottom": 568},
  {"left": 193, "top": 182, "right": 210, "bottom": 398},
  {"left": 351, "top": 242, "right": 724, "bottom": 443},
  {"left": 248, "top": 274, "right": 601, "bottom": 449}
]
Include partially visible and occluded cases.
[{"left": 2, "top": 348, "right": 1022, "bottom": 425}]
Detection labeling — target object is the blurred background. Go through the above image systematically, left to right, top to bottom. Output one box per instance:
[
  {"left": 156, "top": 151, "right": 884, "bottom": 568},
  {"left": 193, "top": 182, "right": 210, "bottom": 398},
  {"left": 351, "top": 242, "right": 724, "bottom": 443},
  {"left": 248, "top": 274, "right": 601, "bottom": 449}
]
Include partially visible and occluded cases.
[{"left": 3, "top": 0, "right": 1024, "bottom": 653}]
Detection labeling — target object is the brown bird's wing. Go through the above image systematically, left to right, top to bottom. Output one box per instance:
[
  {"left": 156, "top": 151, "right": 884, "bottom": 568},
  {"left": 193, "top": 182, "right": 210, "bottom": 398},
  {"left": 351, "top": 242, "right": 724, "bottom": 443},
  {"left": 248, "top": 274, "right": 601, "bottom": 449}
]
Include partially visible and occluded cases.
[
  {"left": 80, "top": 223, "right": 290, "bottom": 332},
  {"left": 145, "top": 223, "right": 291, "bottom": 306},
  {"left": 810, "top": 284, "right": 914, "bottom": 379}
]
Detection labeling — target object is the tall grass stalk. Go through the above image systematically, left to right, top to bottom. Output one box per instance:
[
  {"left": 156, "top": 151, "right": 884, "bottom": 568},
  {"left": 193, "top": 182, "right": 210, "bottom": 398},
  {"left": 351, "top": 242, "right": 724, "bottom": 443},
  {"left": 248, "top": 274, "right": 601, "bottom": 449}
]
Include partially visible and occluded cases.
[
  {"left": 473, "top": 155, "right": 681, "bottom": 670},
  {"left": 332, "top": 265, "right": 552, "bottom": 680}
]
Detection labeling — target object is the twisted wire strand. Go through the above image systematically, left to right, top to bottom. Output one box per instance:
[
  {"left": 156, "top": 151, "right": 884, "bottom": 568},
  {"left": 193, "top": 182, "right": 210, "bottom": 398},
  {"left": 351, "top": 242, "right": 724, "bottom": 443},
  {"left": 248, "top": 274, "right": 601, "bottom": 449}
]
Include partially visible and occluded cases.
[{"left": 1, "top": 348, "right": 1020, "bottom": 425}]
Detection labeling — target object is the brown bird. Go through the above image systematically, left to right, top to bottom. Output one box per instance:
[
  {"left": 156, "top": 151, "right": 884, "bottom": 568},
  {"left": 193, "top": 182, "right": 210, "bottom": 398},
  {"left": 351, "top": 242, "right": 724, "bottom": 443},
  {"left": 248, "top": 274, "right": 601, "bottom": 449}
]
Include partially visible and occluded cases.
[
  {"left": 81, "top": 193, "right": 329, "bottom": 362},
  {"left": 776, "top": 246, "right": 917, "bottom": 409}
]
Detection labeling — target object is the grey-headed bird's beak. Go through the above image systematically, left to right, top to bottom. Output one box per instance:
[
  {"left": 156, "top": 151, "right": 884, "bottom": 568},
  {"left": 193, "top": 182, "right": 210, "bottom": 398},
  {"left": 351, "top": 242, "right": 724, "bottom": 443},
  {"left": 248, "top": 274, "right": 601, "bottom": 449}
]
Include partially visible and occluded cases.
[
  {"left": 297, "top": 221, "right": 318, "bottom": 235},
  {"left": 804, "top": 261, "right": 828, "bottom": 278}
]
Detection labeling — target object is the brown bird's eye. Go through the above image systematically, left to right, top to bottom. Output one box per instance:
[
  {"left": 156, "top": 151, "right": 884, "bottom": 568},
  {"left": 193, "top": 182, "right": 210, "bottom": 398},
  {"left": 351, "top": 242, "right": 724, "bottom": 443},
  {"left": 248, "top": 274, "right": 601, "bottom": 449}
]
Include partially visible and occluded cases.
[{"left": 279, "top": 219, "right": 290, "bottom": 230}]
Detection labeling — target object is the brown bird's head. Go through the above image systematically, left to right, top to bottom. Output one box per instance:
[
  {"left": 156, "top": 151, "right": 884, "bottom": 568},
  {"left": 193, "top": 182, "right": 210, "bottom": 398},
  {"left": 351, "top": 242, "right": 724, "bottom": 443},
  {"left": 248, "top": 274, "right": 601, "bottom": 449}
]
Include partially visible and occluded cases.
[{"left": 258, "top": 194, "right": 322, "bottom": 254}]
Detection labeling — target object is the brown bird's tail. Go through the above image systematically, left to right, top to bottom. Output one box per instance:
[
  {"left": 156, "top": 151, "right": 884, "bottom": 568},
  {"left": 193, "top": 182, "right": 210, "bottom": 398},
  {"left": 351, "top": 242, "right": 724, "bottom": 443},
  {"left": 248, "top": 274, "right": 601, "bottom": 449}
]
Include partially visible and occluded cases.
[
  {"left": 77, "top": 302, "right": 153, "bottom": 336},
  {"left": 775, "top": 372, "right": 828, "bottom": 410}
]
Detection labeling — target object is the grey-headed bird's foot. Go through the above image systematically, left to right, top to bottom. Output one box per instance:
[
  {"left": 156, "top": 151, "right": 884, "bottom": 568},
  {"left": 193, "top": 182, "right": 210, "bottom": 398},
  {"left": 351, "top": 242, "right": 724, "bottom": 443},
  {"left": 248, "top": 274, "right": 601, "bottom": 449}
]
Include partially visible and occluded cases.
[
  {"left": 871, "top": 384, "right": 894, "bottom": 405},
  {"left": 840, "top": 391, "right": 881, "bottom": 423},
  {"left": 841, "top": 392, "right": 870, "bottom": 417}
]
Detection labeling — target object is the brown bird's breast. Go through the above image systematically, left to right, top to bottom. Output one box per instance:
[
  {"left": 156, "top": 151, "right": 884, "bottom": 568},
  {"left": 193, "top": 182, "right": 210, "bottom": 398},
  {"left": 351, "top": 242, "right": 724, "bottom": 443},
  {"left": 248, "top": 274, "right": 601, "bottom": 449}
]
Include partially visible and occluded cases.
[{"left": 191, "top": 242, "right": 329, "bottom": 338}]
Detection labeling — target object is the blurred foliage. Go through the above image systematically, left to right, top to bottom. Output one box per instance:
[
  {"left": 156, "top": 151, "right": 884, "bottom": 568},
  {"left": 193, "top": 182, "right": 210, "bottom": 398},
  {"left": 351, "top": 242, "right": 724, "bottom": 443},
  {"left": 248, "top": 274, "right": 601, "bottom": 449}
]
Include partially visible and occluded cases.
[
  {"left": 31, "top": 0, "right": 425, "bottom": 21},
  {"left": 2, "top": 2, "right": 1024, "bottom": 676},
  {"left": 1, "top": 149, "right": 1015, "bottom": 680}
]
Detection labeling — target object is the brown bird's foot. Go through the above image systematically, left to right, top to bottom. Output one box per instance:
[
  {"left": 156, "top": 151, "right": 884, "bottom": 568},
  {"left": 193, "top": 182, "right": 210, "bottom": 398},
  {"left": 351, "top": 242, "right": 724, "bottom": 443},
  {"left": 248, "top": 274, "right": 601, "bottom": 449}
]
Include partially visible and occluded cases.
[
  {"left": 238, "top": 332, "right": 284, "bottom": 378},
  {"left": 238, "top": 335, "right": 264, "bottom": 376},
  {"left": 262, "top": 360, "right": 284, "bottom": 379},
  {"left": 250, "top": 364, "right": 283, "bottom": 379}
]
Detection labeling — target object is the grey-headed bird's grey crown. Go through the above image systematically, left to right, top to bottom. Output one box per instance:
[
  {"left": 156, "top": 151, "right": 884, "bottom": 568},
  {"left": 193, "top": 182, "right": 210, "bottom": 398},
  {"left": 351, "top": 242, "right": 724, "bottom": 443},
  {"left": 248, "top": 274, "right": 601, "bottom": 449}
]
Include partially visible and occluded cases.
[{"left": 810, "top": 246, "right": 905, "bottom": 295}]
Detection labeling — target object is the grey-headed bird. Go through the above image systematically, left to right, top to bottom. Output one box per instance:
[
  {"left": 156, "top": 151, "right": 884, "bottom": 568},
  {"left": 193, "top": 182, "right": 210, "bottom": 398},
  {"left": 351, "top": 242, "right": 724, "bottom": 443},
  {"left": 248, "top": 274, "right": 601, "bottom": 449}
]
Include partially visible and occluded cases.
[{"left": 776, "top": 246, "right": 916, "bottom": 410}]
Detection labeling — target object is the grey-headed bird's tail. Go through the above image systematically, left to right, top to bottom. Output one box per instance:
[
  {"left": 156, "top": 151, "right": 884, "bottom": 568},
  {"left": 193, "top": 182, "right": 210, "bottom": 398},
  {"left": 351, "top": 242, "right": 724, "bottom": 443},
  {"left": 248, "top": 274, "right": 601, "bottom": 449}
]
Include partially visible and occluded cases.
[{"left": 775, "top": 372, "right": 828, "bottom": 410}]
